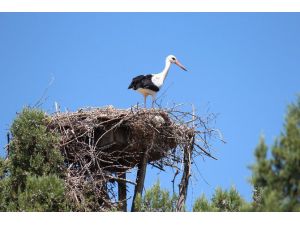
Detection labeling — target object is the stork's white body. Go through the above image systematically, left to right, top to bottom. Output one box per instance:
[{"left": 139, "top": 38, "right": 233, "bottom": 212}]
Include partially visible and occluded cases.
[
  {"left": 136, "top": 60, "right": 172, "bottom": 100},
  {"left": 137, "top": 88, "right": 157, "bottom": 98}
]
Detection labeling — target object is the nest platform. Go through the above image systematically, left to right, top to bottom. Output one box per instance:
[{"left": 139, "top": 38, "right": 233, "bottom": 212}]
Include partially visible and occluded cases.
[
  {"left": 47, "top": 105, "right": 217, "bottom": 211},
  {"left": 49, "top": 106, "right": 189, "bottom": 173}
]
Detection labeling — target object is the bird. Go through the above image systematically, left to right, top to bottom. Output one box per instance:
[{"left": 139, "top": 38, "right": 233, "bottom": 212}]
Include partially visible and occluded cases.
[{"left": 128, "top": 55, "right": 187, "bottom": 108}]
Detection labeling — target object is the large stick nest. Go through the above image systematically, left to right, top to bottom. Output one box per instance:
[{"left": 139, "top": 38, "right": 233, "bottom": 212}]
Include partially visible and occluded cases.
[{"left": 48, "top": 105, "right": 219, "bottom": 211}]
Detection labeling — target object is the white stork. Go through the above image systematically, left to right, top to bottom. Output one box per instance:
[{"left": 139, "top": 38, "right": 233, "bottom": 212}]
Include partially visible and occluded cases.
[{"left": 128, "top": 55, "right": 187, "bottom": 107}]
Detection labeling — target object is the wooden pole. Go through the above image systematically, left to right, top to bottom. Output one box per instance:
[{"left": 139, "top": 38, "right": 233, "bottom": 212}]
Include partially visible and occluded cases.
[
  {"left": 176, "top": 105, "right": 196, "bottom": 211},
  {"left": 176, "top": 144, "right": 192, "bottom": 211},
  {"left": 131, "top": 151, "right": 149, "bottom": 212},
  {"left": 118, "top": 172, "right": 127, "bottom": 212}
]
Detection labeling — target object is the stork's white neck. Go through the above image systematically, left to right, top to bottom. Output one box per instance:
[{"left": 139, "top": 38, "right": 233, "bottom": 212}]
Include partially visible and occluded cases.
[
  {"left": 151, "top": 59, "right": 172, "bottom": 89},
  {"left": 156, "top": 59, "right": 171, "bottom": 83},
  {"left": 161, "top": 59, "right": 172, "bottom": 80}
]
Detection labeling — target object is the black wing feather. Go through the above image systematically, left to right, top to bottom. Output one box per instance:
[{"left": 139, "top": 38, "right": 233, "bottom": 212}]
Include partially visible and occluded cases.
[{"left": 128, "top": 74, "right": 159, "bottom": 92}]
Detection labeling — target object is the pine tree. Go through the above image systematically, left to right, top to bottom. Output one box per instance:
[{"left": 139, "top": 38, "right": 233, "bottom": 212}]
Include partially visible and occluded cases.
[
  {"left": 250, "top": 96, "right": 300, "bottom": 211},
  {"left": 0, "top": 107, "right": 70, "bottom": 211},
  {"left": 134, "top": 181, "right": 178, "bottom": 212},
  {"left": 193, "top": 186, "right": 248, "bottom": 212},
  {"left": 192, "top": 194, "right": 217, "bottom": 212}
]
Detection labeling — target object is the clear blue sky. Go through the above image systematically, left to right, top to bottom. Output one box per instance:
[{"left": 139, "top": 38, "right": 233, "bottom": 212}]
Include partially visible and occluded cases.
[{"left": 0, "top": 13, "right": 300, "bottom": 209}]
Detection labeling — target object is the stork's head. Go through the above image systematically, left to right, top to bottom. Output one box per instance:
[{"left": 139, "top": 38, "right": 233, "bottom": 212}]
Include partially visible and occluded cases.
[{"left": 167, "top": 55, "right": 187, "bottom": 71}]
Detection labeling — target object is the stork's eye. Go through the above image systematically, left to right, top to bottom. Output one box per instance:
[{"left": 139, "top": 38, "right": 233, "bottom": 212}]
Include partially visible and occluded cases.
[{"left": 172, "top": 57, "right": 176, "bottom": 60}]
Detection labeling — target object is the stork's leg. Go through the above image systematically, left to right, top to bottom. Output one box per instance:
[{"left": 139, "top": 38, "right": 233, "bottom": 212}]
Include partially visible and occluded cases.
[
  {"left": 144, "top": 95, "right": 147, "bottom": 108},
  {"left": 151, "top": 95, "right": 156, "bottom": 108}
]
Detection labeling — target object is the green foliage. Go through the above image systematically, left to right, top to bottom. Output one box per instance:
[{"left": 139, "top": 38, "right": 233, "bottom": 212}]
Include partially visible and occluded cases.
[
  {"left": 250, "top": 96, "right": 300, "bottom": 211},
  {"left": 0, "top": 107, "right": 69, "bottom": 211},
  {"left": 9, "top": 108, "right": 63, "bottom": 180},
  {"left": 0, "top": 158, "right": 8, "bottom": 179},
  {"left": 17, "top": 175, "right": 68, "bottom": 212},
  {"left": 0, "top": 178, "right": 15, "bottom": 211},
  {"left": 134, "top": 181, "right": 178, "bottom": 212},
  {"left": 193, "top": 186, "right": 248, "bottom": 212},
  {"left": 212, "top": 187, "right": 248, "bottom": 211},
  {"left": 193, "top": 194, "right": 217, "bottom": 212}
]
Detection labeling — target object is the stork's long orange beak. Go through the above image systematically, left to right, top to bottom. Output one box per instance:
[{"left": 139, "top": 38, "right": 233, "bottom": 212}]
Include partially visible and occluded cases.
[{"left": 175, "top": 60, "right": 187, "bottom": 71}]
